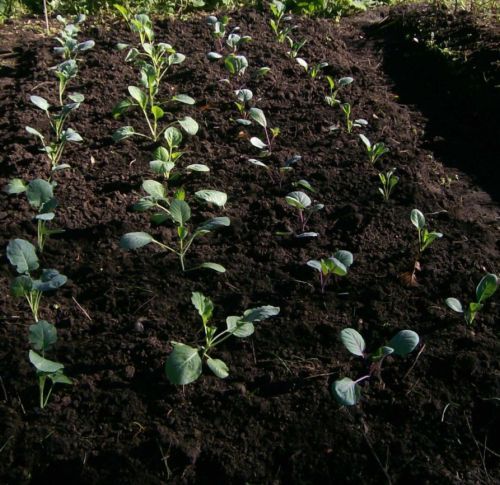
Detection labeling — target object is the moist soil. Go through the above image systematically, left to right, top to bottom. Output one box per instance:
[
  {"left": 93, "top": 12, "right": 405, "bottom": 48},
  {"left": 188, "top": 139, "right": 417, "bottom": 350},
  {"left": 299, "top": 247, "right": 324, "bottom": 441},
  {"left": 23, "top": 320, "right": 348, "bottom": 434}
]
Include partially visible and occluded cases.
[{"left": 0, "top": 6, "right": 499, "bottom": 484}]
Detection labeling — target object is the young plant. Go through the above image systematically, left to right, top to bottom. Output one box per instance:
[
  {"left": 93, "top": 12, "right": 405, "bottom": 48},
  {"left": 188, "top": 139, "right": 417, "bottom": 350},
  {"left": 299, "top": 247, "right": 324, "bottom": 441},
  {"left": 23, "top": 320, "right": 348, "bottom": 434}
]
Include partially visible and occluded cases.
[
  {"left": 269, "top": 0, "right": 294, "bottom": 43},
  {"left": 53, "top": 14, "right": 95, "bottom": 61},
  {"left": 206, "top": 15, "right": 230, "bottom": 52},
  {"left": 286, "top": 37, "right": 307, "bottom": 59},
  {"left": 296, "top": 58, "right": 328, "bottom": 79},
  {"left": 325, "top": 75, "right": 353, "bottom": 107},
  {"left": 234, "top": 89, "right": 253, "bottom": 126},
  {"left": 26, "top": 92, "right": 83, "bottom": 170},
  {"left": 341, "top": 103, "right": 367, "bottom": 133},
  {"left": 248, "top": 107, "right": 279, "bottom": 154},
  {"left": 149, "top": 127, "right": 209, "bottom": 179},
  {"left": 359, "top": 134, "right": 389, "bottom": 165},
  {"left": 248, "top": 154, "right": 301, "bottom": 186},
  {"left": 378, "top": 168, "right": 399, "bottom": 201},
  {"left": 3, "top": 178, "right": 64, "bottom": 251},
  {"left": 120, "top": 191, "right": 229, "bottom": 272},
  {"left": 284, "top": 191, "right": 324, "bottom": 237},
  {"left": 410, "top": 209, "right": 443, "bottom": 253},
  {"left": 6, "top": 239, "right": 67, "bottom": 322},
  {"left": 307, "top": 250, "right": 353, "bottom": 293},
  {"left": 446, "top": 273, "right": 498, "bottom": 325},
  {"left": 165, "top": 292, "right": 280, "bottom": 384},
  {"left": 29, "top": 321, "right": 71, "bottom": 409},
  {"left": 332, "top": 328, "right": 419, "bottom": 406}
]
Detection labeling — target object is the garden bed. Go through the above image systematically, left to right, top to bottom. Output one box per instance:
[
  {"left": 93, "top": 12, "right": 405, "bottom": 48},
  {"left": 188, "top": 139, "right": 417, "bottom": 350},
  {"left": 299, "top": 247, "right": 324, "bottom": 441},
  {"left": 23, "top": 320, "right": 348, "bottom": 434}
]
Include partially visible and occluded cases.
[{"left": 0, "top": 6, "right": 498, "bottom": 484}]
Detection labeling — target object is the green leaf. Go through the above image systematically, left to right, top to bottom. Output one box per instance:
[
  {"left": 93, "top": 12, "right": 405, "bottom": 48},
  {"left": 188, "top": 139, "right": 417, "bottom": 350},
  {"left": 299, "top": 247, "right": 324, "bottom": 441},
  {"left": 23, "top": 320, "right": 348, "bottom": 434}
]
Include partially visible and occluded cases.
[
  {"left": 207, "top": 52, "right": 223, "bottom": 60},
  {"left": 128, "top": 86, "right": 147, "bottom": 109},
  {"left": 172, "top": 94, "right": 195, "bottom": 105},
  {"left": 30, "top": 95, "right": 50, "bottom": 111},
  {"left": 112, "top": 98, "right": 135, "bottom": 118},
  {"left": 151, "top": 105, "right": 164, "bottom": 121},
  {"left": 249, "top": 107, "right": 267, "bottom": 128},
  {"left": 177, "top": 116, "right": 199, "bottom": 135},
  {"left": 26, "top": 126, "right": 44, "bottom": 139},
  {"left": 113, "top": 126, "right": 135, "bottom": 142},
  {"left": 164, "top": 127, "right": 183, "bottom": 148},
  {"left": 359, "top": 134, "right": 371, "bottom": 149},
  {"left": 250, "top": 137, "right": 267, "bottom": 149},
  {"left": 248, "top": 159, "right": 268, "bottom": 169},
  {"left": 150, "top": 160, "right": 175, "bottom": 176},
  {"left": 186, "top": 164, "right": 209, "bottom": 172},
  {"left": 4, "top": 178, "right": 27, "bottom": 194},
  {"left": 26, "top": 179, "right": 54, "bottom": 209},
  {"left": 142, "top": 180, "right": 166, "bottom": 200},
  {"left": 195, "top": 190, "right": 227, "bottom": 207},
  {"left": 285, "top": 191, "right": 311, "bottom": 210},
  {"left": 169, "top": 199, "right": 191, "bottom": 225},
  {"left": 410, "top": 209, "right": 425, "bottom": 230},
  {"left": 196, "top": 217, "right": 230, "bottom": 232},
  {"left": 120, "top": 232, "right": 154, "bottom": 250},
  {"left": 7, "top": 239, "right": 39, "bottom": 274},
  {"left": 333, "top": 250, "right": 353, "bottom": 269},
  {"left": 307, "top": 260, "right": 322, "bottom": 272},
  {"left": 198, "top": 262, "right": 226, "bottom": 273},
  {"left": 32, "top": 269, "right": 67, "bottom": 292},
  {"left": 476, "top": 273, "right": 498, "bottom": 303},
  {"left": 11, "top": 275, "right": 33, "bottom": 297},
  {"left": 191, "top": 292, "right": 213, "bottom": 323},
  {"left": 445, "top": 297, "right": 463, "bottom": 313},
  {"left": 242, "top": 306, "right": 280, "bottom": 322},
  {"left": 226, "top": 316, "right": 255, "bottom": 338},
  {"left": 29, "top": 320, "right": 57, "bottom": 352},
  {"left": 340, "top": 328, "right": 365, "bottom": 357},
  {"left": 387, "top": 330, "right": 419, "bottom": 357},
  {"left": 165, "top": 342, "right": 202, "bottom": 385},
  {"left": 29, "top": 350, "right": 64, "bottom": 374},
  {"left": 207, "top": 357, "right": 229, "bottom": 378},
  {"left": 49, "top": 372, "right": 72, "bottom": 385},
  {"left": 332, "top": 377, "right": 361, "bottom": 406}
]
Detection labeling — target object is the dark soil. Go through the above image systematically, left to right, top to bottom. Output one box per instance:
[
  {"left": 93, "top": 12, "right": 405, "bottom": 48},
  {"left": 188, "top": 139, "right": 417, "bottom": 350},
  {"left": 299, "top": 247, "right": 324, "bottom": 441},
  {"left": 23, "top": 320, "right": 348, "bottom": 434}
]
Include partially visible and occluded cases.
[{"left": 0, "top": 6, "right": 499, "bottom": 484}]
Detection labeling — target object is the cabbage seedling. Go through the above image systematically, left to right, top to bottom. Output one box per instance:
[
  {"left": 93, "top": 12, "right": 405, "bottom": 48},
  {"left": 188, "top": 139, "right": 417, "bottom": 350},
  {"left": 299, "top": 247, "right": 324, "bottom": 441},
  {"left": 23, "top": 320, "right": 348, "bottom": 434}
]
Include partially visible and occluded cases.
[
  {"left": 269, "top": 0, "right": 295, "bottom": 43},
  {"left": 53, "top": 14, "right": 95, "bottom": 61},
  {"left": 207, "top": 15, "right": 230, "bottom": 52},
  {"left": 286, "top": 37, "right": 307, "bottom": 58},
  {"left": 296, "top": 58, "right": 328, "bottom": 79},
  {"left": 325, "top": 76, "right": 353, "bottom": 107},
  {"left": 234, "top": 88, "right": 253, "bottom": 126},
  {"left": 26, "top": 93, "right": 84, "bottom": 170},
  {"left": 341, "top": 103, "right": 368, "bottom": 133},
  {"left": 249, "top": 108, "right": 279, "bottom": 154},
  {"left": 359, "top": 134, "right": 389, "bottom": 165},
  {"left": 248, "top": 154, "right": 301, "bottom": 186},
  {"left": 378, "top": 168, "right": 399, "bottom": 201},
  {"left": 4, "top": 178, "right": 64, "bottom": 251},
  {"left": 285, "top": 191, "right": 324, "bottom": 236},
  {"left": 121, "top": 195, "right": 230, "bottom": 272},
  {"left": 410, "top": 209, "right": 443, "bottom": 253},
  {"left": 6, "top": 239, "right": 67, "bottom": 322},
  {"left": 307, "top": 250, "right": 353, "bottom": 293},
  {"left": 446, "top": 273, "right": 498, "bottom": 325},
  {"left": 165, "top": 292, "right": 280, "bottom": 384},
  {"left": 28, "top": 321, "right": 71, "bottom": 408},
  {"left": 332, "top": 328, "right": 419, "bottom": 406}
]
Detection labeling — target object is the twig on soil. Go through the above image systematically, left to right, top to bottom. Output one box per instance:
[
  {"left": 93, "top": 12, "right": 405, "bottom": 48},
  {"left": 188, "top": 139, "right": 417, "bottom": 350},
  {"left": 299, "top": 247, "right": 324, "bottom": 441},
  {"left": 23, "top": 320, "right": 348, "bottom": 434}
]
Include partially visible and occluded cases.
[
  {"left": 133, "top": 296, "right": 155, "bottom": 315},
  {"left": 72, "top": 297, "right": 92, "bottom": 321},
  {"left": 403, "top": 343, "right": 426, "bottom": 380},
  {"left": 304, "top": 371, "right": 336, "bottom": 380},
  {"left": 0, "top": 376, "right": 8, "bottom": 402},
  {"left": 16, "top": 393, "right": 26, "bottom": 415},
  {"left": 441, "top": 402, "right": 458, "bottom": 422},
  {"left": 465, "top": 414, "right": 491, "bottom": 482},
  {"left": 361, "top": 420, "right": 392, "bottom": 484},
  {"left": 0, "top": 436, "right": 13, "bottom": 454},
  {"left": 157, "top": 440, "right": 172, "bottom": 480}
]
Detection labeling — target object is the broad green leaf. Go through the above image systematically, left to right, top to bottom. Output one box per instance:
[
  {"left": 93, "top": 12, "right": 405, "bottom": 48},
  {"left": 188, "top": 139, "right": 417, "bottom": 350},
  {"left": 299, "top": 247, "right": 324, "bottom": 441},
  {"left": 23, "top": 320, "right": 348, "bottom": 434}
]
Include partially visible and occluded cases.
[
  {"left": 76, "top": 40, "right": 95, "bottom": 51},
  {"left": 207, "top": 52, "right": 223, "bottom": 60},
  {"left": 169, "top": 53, "right": 186, "bottom": 65},
  {"left": 296, "top": 57, "right": 308, "bottom": 70},
  {"left": 338, "top": 76, "right": 354, "bottom": 86},
  {"left": 128, "top": 86, "right": 147, "bottom": 109},
  {"left": 235, "top": 89, "right": 253, "bottom": 102},
  {"left": 172, "top": 94, "right": 195, "bottom": 105},
  {"left": 30, "top": 95, "right": 50, "bottom": 111},
  {"left": 112, "top": 99, "right": 134, "bottom": 118},
  {"left": 151, "top": 105, "right": 164, "bottom": 121},
  {"left": 249, "top": 108, "right": 267, "bottom": 128},
  {"left": 177, "top": 116, "right": 199, "bottom": 135},
  {"left": 26, "top": 126, "right": 44, "bottom": 139},
  {"left": 113, "top": 126, "right": 135, "bottom": 142},
  {"left": 164, "top": 126, "right": 182, "bottom": 147},
  {"left": 62, "top": 128, "right": 82, "bottom": 142},
  {"left": 359, "top": 134, "right": 371, "bottom": 149},
  {"left": 250, "top": 137, "right": 267, "bottom": 149},
  {"left": 248, "top": 159, "right": 268, "bottom": 169},
  {"left": 150, "top": 160, "right": 175, "bottom": 176},
  {"left": 186, "top": 164, "right": 209, "bottom": 172},
  {"left": 4, "top": 178, "right": 27, "bottom": 194},
  {"left": 26, "top": 179, "right": 54, "bottom": 209},
  {"left": 142, "top": 180, "right": 166, "bottom": 199},
  {"left": 195, "top": 190, "right": 227, "bottom": 207},
  {"left": 285, "top": 191, "right": 311, "bottom": 210},
  {"left": 170, "top": 199, "right": 191, "bottom": 225},
  {"left": 410, "top": 209, "right": 425, "bottom": 230},
  {"left": 196, "top": 217, "right": 230, "bottom": 232},
  {"left": 120, "top": 232, "right": 154, "bottom": 250},
  {"left": 6, "top": 239, "right": 39, "bottom": 274},
  {"left": 333, "top": 250, "right": 354, "bottom": 269},
  {"left": 329, "top": 257, "right": 347, "bottom": 276},
  {"left": 307, "top": 260, "right": 322, "bottom": 272},
  {"left": 199, "top": 262, "right": 226, "bottom": 273},
  {"left": 33, "top": 269, "right": 67, "bottom": 292},
  {"left": 476, "top": 273, "right": 498, "bottom": 303},
  {"left": 11, "top": 275, "right": 33, "bottom": 297},
  {"left": 191, "top": 292, "right": 213, "bottom": 323},
  {"left": 445, "top": 297, "right": 463, "bottom": 313},
  {"left": 242, "top": 306, "right": 280, "bottom": 322},
  {"left": 226, "top": 316, "right": 255, "bottom": 338},
  {"left": 29, "top": 320, "right": 57, "bottom": 352},
  {"left": 340, "top": 328, "right": 365, "bottom": 357},
  {"left": 387, "top": 330, "right": 419, "bottom": 357},
  {"left": 165, "top": 342, "right": 202, "bottom": 385},
  {"left": 29, "top": 350, "right": 64, "bottom": 373},
  {"left": 207, "top": 357, "right": 229, "bottom": 379},
  {"left": 49, "top": 372, "right": 72, "bottom": 385},
  {"left": 332, "top": 377, "right": 361, "bottom": 406}
]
